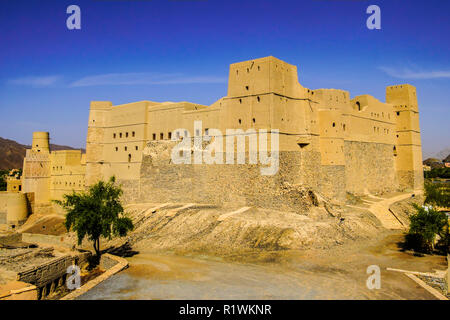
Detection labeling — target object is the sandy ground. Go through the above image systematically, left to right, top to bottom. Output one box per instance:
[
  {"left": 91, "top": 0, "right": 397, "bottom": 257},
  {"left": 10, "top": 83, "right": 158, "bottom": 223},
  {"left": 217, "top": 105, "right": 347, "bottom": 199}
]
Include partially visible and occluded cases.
[{"left": 78, "top": 231, "right": 447, "bottom": 300}]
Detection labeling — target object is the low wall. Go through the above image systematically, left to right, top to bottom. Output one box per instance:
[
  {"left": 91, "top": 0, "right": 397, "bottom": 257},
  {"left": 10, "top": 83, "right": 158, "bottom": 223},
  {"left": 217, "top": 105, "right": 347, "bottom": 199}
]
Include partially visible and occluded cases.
[
  {"left": 21, "top": 232, "right": 72, "bottom": 248},
  {"left": 17, "top": 251, "right": 91, "bottom": 299},
  {"left": 61, "top": 253, "right": 128, "bottom": 300}
]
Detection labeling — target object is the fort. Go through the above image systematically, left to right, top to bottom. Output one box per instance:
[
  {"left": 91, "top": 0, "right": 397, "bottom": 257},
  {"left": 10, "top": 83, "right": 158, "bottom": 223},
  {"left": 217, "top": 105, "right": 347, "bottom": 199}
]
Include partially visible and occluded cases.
[{"left": 1, "top": 56, "right": 423, "bottom": 220}]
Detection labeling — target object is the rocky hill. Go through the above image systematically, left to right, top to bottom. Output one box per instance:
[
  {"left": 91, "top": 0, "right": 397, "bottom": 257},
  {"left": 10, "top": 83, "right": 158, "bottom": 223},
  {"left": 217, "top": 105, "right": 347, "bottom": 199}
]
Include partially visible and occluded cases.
[{"left": 0, "top": 137, "right": 84, "bottom": 170}]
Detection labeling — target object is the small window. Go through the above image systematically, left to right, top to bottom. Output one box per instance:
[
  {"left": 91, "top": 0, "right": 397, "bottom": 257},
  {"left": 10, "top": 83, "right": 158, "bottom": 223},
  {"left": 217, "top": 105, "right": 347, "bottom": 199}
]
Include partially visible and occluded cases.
[
  {"left": 245, "top": 86, "right": 249, "bottom": 90},
  {"left": 257, "top": 96, "right": 260, "bottom": 102},
  {"left": 239, "top": 99, "right": 242, "bottom": 104},
  {"left": 356, "top": 101, "right": 361, "bottom": 111},
  {"left": 396, "top": 112, "right": 400, "bottom": 116},
  {"left": 252, "top": 118, "right": 256, "bottom": 124},
  {"left": 238, "top": 119, "right": 242, "bottom": 124},
  {"left": 332, "top": 122, "right": 335, "bottom": 127},
  {"left": 205, "top": 128, "right": 209, "bottom": 135},
  {"left": 132, "top": 131, "right": 135, "bottom": 137},
  {"left": 126, "top": 132, "right": 129, "bottom": 138},
  {"left": 168, "top": 132, "right": 172, "bottom": 139},
  {"left": 113, "top": 133, "right": 116, "bottom": 139},
  {"left": 119, "top": 133, "right": 122, "bottom": 138},
  {"left": 152, "top": 133, "right": 156, "bottom": 140},
  {"left": 160, "top": 133, "right": 164, "bottom": 140},
  {"left": 124, "top": 146, "right": 127, "bottom": 151},
  {"left": 135, "top": 146, "right": 138, "bottom": 150},
  {"left": 115, "top": 147, "right": 118, "bottom": 151},
  {"left": 128, "top": 154, "right": 131, "bottom": 163}
]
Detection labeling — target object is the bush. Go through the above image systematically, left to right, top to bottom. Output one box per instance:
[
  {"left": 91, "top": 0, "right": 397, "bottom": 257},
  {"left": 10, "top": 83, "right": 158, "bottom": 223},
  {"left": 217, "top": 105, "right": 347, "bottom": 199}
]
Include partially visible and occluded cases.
[{"left": 404, "top": 204, "right": 448, "bottom": 253}]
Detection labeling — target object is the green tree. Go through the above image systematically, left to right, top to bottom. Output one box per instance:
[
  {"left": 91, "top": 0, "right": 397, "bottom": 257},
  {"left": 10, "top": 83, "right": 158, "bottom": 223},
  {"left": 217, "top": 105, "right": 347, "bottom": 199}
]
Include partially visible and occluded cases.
[
  {"left": 54, "top": 176, "right": 134, "bottom": 257},
  {"left": 405, "top": 204, "right": 448, "bottom": 253}
]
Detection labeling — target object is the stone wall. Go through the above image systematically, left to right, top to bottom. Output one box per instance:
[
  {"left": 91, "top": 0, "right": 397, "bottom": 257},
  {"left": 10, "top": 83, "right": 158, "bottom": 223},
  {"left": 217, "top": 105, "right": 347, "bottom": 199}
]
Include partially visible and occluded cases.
[
  {"left": 136, "top": 141, "right": 317, "bottom": 212},
  {"left": 344, "top": 141, "right": 399, "bottom": 195},
  {"left": 17, "top": 252, "right": 90, "bottom": 289}
]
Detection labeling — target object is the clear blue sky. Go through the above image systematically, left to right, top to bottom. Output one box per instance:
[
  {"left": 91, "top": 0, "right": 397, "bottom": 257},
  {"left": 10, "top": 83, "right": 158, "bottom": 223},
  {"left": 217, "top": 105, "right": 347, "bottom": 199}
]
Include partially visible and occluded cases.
[{"left": 0, "top": 0, "right": 449, "bottom": 157}]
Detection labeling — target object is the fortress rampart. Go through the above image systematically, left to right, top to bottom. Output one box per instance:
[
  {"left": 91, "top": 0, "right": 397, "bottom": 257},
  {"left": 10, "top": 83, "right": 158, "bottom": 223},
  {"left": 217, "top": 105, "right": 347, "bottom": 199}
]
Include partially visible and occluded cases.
[{"left": 20, "top": 56, "right": 423, "bottom": 213}]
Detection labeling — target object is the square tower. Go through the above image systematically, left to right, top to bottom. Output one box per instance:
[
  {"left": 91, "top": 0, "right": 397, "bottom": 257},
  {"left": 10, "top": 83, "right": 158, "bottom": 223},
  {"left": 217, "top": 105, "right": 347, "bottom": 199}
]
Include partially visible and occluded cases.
[{"left": 386, "top": 84, "right": 423, "bottom": 191}]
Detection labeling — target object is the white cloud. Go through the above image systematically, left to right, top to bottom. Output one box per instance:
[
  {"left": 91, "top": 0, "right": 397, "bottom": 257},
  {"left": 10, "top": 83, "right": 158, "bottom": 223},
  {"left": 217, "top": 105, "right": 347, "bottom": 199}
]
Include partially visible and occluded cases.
[
  {"left": 379, "top": 67, "right": 450, "bottom": 79},
  {"left": 69, "top": 72, "right": 227, "bottom": 87},
  {"left": 7, "top": 75, "right": 62, "bottom": 87}
]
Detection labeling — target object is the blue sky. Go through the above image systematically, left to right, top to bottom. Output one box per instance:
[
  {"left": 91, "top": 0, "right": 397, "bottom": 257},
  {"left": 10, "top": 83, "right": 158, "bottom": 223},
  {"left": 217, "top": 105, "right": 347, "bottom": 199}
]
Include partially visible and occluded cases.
[{"left": 0, "top": 0, "right": 449, "bottom": 157}]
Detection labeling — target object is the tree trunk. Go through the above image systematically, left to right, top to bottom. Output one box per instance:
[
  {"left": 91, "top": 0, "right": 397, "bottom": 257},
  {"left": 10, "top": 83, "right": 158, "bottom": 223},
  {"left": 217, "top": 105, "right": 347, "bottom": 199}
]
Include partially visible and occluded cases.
[{"left": 93, "top": 238, "right": 101, "bottom": 257}]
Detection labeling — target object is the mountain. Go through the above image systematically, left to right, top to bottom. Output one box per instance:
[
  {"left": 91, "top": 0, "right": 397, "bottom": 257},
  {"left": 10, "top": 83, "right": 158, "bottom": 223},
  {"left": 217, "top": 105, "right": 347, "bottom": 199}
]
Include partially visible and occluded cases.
[
  {"left": 0, "top": 137, "right": 85, "bottom": 170},
  {"left": 424, "top": 147, "right": 450, "bottom": 161}
]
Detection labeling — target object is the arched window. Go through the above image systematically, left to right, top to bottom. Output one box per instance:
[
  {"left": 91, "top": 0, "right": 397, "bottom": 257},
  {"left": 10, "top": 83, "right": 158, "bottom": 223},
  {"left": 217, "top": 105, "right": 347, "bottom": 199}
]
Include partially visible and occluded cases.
[
  {"left": 356, "top": 101, "right": 361, "bottom": 111},
  {"left": 128, "top": 154, "right": 131, "bottom": 162}
]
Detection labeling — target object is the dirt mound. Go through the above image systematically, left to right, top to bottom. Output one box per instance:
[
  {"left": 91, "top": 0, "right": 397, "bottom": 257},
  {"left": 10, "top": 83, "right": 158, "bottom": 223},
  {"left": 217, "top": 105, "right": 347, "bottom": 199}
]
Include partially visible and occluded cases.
[
  {"left": 389, "top": 194, "right": 424, "bottom": 227},
  {"left": 112, "top": 203, "right": 384, "bottom": 260},
  {"left": 19, "top": 214, "right": 66, "bottom": 235}
]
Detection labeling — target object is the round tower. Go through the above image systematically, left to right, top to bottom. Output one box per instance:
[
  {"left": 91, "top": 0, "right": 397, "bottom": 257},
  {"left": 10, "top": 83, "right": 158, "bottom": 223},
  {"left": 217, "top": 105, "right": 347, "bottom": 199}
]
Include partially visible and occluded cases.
[{"left": 32, "top": 131, "right": 50, "bottom": 152}]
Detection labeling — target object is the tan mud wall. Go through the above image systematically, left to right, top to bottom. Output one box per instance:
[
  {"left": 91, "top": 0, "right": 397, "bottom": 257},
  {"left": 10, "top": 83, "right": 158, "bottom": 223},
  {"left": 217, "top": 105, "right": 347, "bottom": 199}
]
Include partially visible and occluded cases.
[
  {"left": 344, "top": 141, "right": 399, "bottom": 195},
  {"left": 134, "top": 142, "right": 319, "bottom": 212}
]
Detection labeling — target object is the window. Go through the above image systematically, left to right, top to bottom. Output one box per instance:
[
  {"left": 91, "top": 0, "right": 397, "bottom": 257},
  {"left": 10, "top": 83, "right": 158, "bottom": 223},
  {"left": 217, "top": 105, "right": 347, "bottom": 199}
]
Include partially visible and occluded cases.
[
  {"left": 245, "top": 86, "right": 249, "bottom": 90},
  {"left": 257, "top": 96, "right": 260, "bottom": 102},
  {"left": 239, "top": 99, "right": 242, "bottom": 104},
  {"left": 356, "top": 101, "right": 361, "bottom": 111},
  {"left": 396, "top": 112, "right": 400, "bottom": 116},
  {"left": 252, "top": 118, "right": 256, "bottom": 124},
  {"left": 238, "top": 119, "right": 242, "bottom": 124},
  {"left": 332, "top": 122, "right": 335, "bottom": 127},
  {"left": 205, "top": 128, "right": 209, "bottom": 135},
  {"left": 132, "top": 131, "right": 135, "bottom": 137},
  {"left": 119, "top": 132, "right": 122, "bottom": 138},
  {"left": 126, "top": 132, "right": 129, "bottom": 138},
  {"left": 168, "top": 132, "right": 172, "bottom": 139},
  {"left": 113, "top": 133, "right": 116, "bottom": 139},
  {"left": 152, "top": 133, "right": 156, "bottom": 140},
  {"left": 160, "top": 133, "right": 164, "bottom": 140},
  {"left": 124, "top": 146, "right": 127, "bottom": 151},
  {"left": 135, "top": 146, "right": 138, "bottom": 150},
  {"left": 115, "top": 147, "right": 118, "bottom": 151},
  {"left": 128, "top": 154, "right": 131, "bottom": 162}
]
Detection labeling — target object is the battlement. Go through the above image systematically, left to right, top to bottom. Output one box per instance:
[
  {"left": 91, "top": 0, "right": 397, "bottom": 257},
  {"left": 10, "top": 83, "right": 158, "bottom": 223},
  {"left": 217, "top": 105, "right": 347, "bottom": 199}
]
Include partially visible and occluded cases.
[
  {"left": 227, "top": 56, "right": 304, "bottom": 98},
  {"left": 386, "top": 84, "right": 418, "bottom": 110},
  {"left": 90, "top": 101, "right": 113, "bottom": 110}
]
